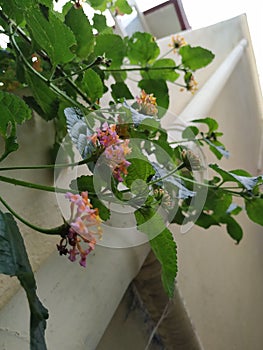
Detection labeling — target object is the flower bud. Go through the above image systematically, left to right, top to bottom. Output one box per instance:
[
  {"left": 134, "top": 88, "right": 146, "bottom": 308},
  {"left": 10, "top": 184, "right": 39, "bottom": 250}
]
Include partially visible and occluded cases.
[{"left": 181, "top": 149, "right": 201, "bottom": 171}]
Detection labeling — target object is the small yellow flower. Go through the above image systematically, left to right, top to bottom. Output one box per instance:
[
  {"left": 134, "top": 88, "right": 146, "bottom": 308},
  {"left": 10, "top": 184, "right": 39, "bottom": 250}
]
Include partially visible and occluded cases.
[
  {"left": 169, "top": 35, "right": 187, "bottom": 53},
  {"left": 181, "top": 74, "right": 198, "bottom": 94},
  {"left": 187, "top": 75, "right": 198, "bottom": 94},
  {"left": 136, "top": 90, "right": 158, "bottom": 116}
]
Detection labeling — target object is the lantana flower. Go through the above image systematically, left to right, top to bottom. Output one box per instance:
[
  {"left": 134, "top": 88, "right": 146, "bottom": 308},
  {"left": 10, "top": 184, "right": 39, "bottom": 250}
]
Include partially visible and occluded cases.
[
  {"left": 169, "top": 34, "right": 187, "bottom": 53},
  {"left": 181, "top": 73, "right": 198, "bottom": 94},
  {"left": 187, "top": 74, "right": 198, "bottom": 94},
  {"left": 136, "top": 90, "right": 158, "bottom": 116},
  {"left": 90, "top": 122, "right": 132, "bottom": 182},
  {"left": 57, "top": 191, "right": 102, "bottom": 267}
]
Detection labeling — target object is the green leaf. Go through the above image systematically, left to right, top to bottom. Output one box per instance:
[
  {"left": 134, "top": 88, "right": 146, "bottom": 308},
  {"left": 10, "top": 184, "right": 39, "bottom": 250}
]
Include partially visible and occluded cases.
[
  {"left": 0, "top": 0, "right": 26, "bottom": 24},
  {"left": 39, "top": 0, "right": 53, "bottom": 7},
  {"left": 87, "top": 0, "right": 107, "bottom": 11},
  {"left": 115, "top": 0, "right": 133, "bottom": 14},
  {"left": 62, "top": 1, "right": 73, "bottom": 17},
  {"left": 25, "top": 6, "right": 76, "bottom": 65},
  {"left": 65, "top": 7, "right": 95, "bottom": 59},
  {"left": 93, "top": 13, "right": 113, "bottom": 34},
  {"left": 127, "top": 32, "right": 160, "bottom": 65},
  {"left": 94, "top": 34, "right": 125, "bottom": 68},
  {"left": 179, "top": 45, "right": 215, "bottom": 70},
  {"left": 142, "top": 59, "right": 179, "bottom": 82},
  {"left": 81, "top": 69, "right": 104, "bottom": 102},
  {"left": 25, "top": 71, "right": 59, "bottom": 119},
  {"left": 112, "top": 71, "right": 127, "bottom": 82},
  {"left": 138, "top": 79, "right": 169, "bottom": 111},
  {"left": 111, "top": 82, "right": 133, "bottom": 101},
  {"left": 0, "top": 91, "right": 31, "bottom": 160},
  {"left": 0, "top": 91, "right": 32, "bottom": 137},
  {"left": 64, "top": 107, "right": 96, "bottom": 158},
  {"left": 192, "top": 117, "right": 218, "bottom": 133},
  {"left": 182, "top": 125, "right": 199, "bottom": 140},
  {"left": 0, "top": 136, "right": 19, "bottom": 161},
  {"left": 204, "top": 138, "right": 229, "bottom": 159},
  {"left": 125, "top": 158, "right": 155, "bottom": 188},
  {"left": 210, "top": 164, "right": 263, "bottom": 191},
  {"left": 230, "top": 169, "right": 253, "bottom": 177},
  {"left": 70, "top": 175, "right": 95, "bottom": 193},
  {"left": 204, "top": 187, "right": 232, "bottom": 219},
  {"left": 196, "top": 188, "right": 243, "bottom": 242},
  {"left": 245, "top": 197, "right": 263, "bottom": 225},
  {"left": 226, "top": 203, "right": 242, "bottom": 216},
  {"left": 171, "top": 207, "right": 186, "bottom": 225},
  {"left": 135, "top": 208, "right": 177, "bottom": 298},
  {"left": 0, "top": 210, "right": 48, "bottom": 349},
  {"left": 195, "top": 212, "right": 220, "bottom": 229},
  {"left": 221, "top": 215, "right": 243, "bottom": 243},
  {"left": 150, "top": 228, "right": 177, "bottom": 298}
]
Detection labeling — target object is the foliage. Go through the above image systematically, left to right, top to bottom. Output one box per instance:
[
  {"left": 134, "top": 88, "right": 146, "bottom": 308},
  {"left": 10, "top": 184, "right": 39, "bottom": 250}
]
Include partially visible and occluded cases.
[
  {"left": 0, "top": 1, "right": 262, "bottom": 349},
  {"left": 0, "top": 210, "right": 48, "bottom": 350}
]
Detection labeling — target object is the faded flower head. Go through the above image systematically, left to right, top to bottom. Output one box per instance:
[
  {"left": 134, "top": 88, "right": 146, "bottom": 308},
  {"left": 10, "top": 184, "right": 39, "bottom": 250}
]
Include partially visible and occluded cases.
[
  {"left": 169, "top": 35, "right": 187, "bottom": 53},
  {"left": 181, "top": 74, "right": 198, "bottom": 94},
  {"left": 187, "top": 75, "right": 198, "bottom": 94},
  {"left": 136, "top": 90, "right": 158, "bottom": 116},
  {"left": 181, "top": 149, "right": 201, "bottom": 171},
  {"left": 57, "top": 191, "right": 102, "bottom": 267}
]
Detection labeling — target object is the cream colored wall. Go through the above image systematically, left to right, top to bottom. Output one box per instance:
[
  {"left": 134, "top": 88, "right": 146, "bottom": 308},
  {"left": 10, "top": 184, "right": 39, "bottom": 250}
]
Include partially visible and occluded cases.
[
  {"left": 159, "top": 15, "right": 263, "bottom": 350},
  {"left": 0, "top": 112, "right": 60, "bottom": 309}
]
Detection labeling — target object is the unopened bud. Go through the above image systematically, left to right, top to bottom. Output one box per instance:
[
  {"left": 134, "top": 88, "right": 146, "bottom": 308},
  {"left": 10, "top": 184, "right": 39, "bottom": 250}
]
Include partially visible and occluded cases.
[{"left": 181, "top": 149, "right": 201, "bottom": 171}]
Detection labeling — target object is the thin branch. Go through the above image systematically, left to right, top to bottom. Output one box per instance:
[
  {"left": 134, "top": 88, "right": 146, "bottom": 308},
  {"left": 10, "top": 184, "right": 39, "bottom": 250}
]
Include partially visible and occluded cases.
[
  {"left": 0, "top": 156, "right": 94, "bottom": 172},
  {"left": 0, "top": 174, "right": 76, "bottom": 194},
  {"left": 0, "top": 195, "right": 65, "bottom": 235}
]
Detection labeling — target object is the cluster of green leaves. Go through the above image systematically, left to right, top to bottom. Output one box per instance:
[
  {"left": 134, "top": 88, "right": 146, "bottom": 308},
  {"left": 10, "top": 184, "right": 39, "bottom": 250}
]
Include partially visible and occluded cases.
[
  {"left": 0, "top": 0, "right": 214, "bottom": 158},
  {"left": 173, "top": 120, "right": 263, "bottom": 244}
]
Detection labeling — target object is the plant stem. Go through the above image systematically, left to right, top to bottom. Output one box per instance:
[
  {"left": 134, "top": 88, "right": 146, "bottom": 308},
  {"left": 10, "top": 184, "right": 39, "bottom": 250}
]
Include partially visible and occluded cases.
[
  {"left": 158, "top": 47, "right": 175, "bottom": 59},
  {"left": 50, "top": 58, "right": 100, "bottom": 83},
  {"left": 104, "top": 65, "right": 181, "bottom": 73},
  {"left": 169, "top": 138, "right": 203, "bottom": 145},
  {"left": 0, "top": 157, "right": 94, "bottom": 172},
  {"left": 147, "top": 163, "right": 216, "bottom": 189},
  {"left": 148, "top": 163, "right": 185, "bottom": 186},
  {"left": 147, "top": 164, "right": 246, "bottom": 195},
  {"left": 0, "top": 174, "right": 75, "bottom": 194},
  {"left": 0, "top": 195, "right": 65, "bottom": 235}
]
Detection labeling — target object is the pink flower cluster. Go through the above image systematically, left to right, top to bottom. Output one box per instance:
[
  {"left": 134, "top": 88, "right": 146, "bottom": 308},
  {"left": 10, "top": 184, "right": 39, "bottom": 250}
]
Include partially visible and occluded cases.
[
  {"left": 91, "top": 122, "right": 131, "bottom": 182},
  {"left": 58, "top": 192, "right": 102, "bottom": 267}
]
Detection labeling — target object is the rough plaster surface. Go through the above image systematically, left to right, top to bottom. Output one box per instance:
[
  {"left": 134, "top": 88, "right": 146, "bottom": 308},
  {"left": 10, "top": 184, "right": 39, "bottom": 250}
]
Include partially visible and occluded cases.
[{"left": 0, "top": 114, "right": 61, "bottom": 309}]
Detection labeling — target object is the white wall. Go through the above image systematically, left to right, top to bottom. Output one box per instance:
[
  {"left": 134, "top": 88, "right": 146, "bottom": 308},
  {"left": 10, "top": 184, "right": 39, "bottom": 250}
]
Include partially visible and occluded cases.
[{"left": 159, "top": 15, "right": 263, "bottom": 350}]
